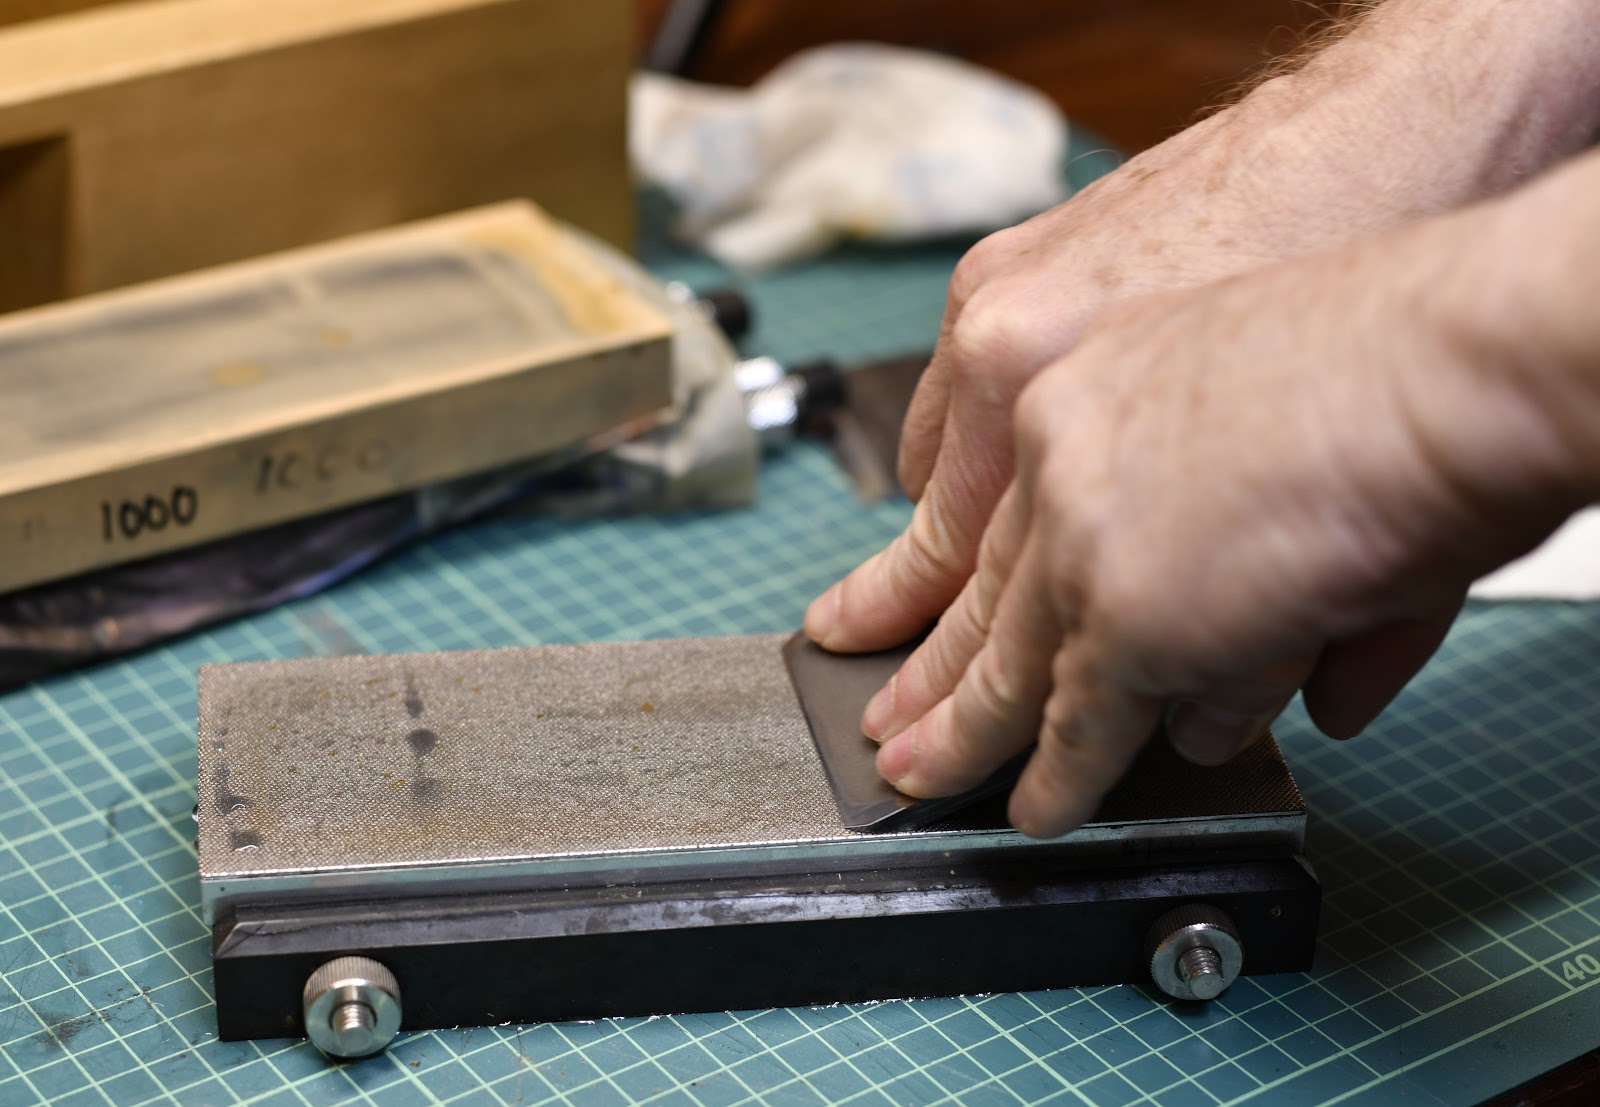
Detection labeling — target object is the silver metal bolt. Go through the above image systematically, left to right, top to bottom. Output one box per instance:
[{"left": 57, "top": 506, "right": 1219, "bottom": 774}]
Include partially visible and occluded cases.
[
  {"left": 1147, "top": 904, "right": 1243, "bottom": 1002},
  {"left": 1178, "top": 946, "right": 1226, "bottom": 1000},
  {"left": 302, "top": 956, "right": 401, "bottom": 1058},
  {"left": 332, "top": 1000, "right": 375, "bottom": 1038}
]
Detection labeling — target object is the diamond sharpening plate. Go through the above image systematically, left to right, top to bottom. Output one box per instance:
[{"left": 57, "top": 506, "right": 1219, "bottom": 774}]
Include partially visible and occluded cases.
[{"left": 198, "top": 632, "right": 1319, "bottom": 1047}]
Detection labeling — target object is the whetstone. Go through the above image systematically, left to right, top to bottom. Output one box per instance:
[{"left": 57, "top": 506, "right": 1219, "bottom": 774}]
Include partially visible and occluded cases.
[
  {"left": 0, "top": 201, "right": 674, "bottom": 593},
  {"left": 195, "top": 633, "right": 1307, "bottom": 925}
]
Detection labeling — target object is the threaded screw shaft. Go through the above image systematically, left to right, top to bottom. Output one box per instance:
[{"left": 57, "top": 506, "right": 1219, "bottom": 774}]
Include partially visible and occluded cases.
[
  {"left": 1178, "top": 947, "right": 1225, "bottom": 1000},
  {"left": 332, "top": 1001, "right": 375, "bottom": 1042}
]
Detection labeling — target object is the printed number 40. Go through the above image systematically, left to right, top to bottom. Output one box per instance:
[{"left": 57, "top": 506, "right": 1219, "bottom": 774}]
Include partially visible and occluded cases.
[{"left": 1562, "top": 953, "right": 1600, "bottom": 984}]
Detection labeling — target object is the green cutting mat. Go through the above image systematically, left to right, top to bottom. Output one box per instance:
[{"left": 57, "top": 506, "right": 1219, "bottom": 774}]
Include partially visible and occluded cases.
[{"left": 5, "top": 139, "right": 1600, "bottom": 1106}]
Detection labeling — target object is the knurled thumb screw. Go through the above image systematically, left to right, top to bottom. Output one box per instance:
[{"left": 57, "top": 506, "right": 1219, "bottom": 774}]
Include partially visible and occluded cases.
[
  {"left": 1147, "top": 904, "right": 1243, "bottom": 1002},
  {"left": 302, "top": 956, "right": 402, "bottom": 1058}
]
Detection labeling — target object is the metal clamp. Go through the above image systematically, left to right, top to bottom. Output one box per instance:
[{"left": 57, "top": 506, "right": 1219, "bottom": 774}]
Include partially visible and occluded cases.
[
  {"left": 1147, "top": 904, "right": 1243, "bottom": 1001},
  {"left": 302, "top": 956, "right": 402, "bottom": 1058}
]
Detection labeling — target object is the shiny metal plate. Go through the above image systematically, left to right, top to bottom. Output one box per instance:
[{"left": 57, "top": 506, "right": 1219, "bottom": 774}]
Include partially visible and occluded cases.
[
  {"left": 197, "top": 634, "right": 1305, "bottom": 923},
  {"left": 782, "top": 634, "right": 1303, "bottom": 833}
]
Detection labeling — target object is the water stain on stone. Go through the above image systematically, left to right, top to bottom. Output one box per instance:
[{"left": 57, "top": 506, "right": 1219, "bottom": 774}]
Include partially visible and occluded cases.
[
  {"left": 403, "top": 679, "right": 424, "bottom": 719},
  {"left": 407, "top": 728, "right": 439, "bottom": 757},
  {"left": 411, "top": 778, "right": 443, "bottom": 805},
  {"left": 230, "top": 829, "right": 262, "bottom": 852}
]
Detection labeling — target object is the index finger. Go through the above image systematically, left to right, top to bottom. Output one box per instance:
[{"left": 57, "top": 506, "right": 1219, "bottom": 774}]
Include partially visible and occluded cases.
[
  {"left": 898, "top": 351, "right": 951, "bottom": 503},
  {"left": 876, "top": 534, "right": 1062, "bottom": 798}
]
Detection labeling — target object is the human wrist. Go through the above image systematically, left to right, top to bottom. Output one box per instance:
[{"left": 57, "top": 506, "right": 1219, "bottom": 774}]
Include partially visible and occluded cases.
[
  {"left": 1386, "top": 150, "right": 1600, "bottom": 570},
  {"left": 1462, "top": 150, "right": 1600, "bottom": 505}
]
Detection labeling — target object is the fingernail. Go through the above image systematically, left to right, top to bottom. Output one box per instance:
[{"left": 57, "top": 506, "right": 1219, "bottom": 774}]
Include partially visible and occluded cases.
[
  {"left": 804, "top": 583, "right": 841, "bottom": 645},
  {"left": 861, "top": 673, "right": 898, "bottom": 740},
  {"left": 1167, "top": 701, "right": 1266, "bottom": 766},
  {"left": 877, "top": 731, "right": 912, "bottom": 787}
]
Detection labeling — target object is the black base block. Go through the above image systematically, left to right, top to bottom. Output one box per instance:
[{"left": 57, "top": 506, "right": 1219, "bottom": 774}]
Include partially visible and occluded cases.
[{"left": 213, "top": 855, "right": 1320, "bottom": 1039}]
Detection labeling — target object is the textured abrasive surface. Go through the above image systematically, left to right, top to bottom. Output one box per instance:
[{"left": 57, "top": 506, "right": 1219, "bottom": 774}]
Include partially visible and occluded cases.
[{"left": 197, "top": 633, "right": 849, "bottom": 876}]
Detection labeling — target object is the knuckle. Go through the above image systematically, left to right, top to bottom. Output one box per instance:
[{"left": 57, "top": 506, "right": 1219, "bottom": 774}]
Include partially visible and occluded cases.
[
  {"left": 949, "top": 226, "right": 1022, "bottom": 304},
  {"left": 947, "top": 290, "right": 1030, "bottom": 388},
  {"left": 895, "top": 405, "right": 943, "bottom": 497},
  {"left": 896, "top": 444, "right": 934, "bottom": 489},
  {"left": 896, "top": 452, "right": 929, "bottom": 500},
  {"left": 897, "top": 458, "right": 931, "bottom": 503},
  {"left": 899, "top": 497, "right": 975, "bottom": 586},
  {"left": 972, "top": 547, "right": 1009, "bottom": 625},
  {"left": 1086, "top": 556, "right": 1143, "bottom": 623},
  {"left": 940, "top": 586, "right": 992, "bottom": 650},
  {"left": 903, "top": 604, "right": 980, "bottom": 703},
  {"left": 967, "top": 646, "right": 1026, "bottom": 720},
  {"left": 1039, "top": 688, "right": 1085, "bottom": 754},
  {"left": 1036, "top": 697, "right": 1133, "bottom": 794}
]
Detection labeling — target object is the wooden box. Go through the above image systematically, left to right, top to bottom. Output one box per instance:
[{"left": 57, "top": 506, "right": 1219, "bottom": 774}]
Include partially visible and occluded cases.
[{"left": 0, "top": 0, "right": 633, "bottom": 314}]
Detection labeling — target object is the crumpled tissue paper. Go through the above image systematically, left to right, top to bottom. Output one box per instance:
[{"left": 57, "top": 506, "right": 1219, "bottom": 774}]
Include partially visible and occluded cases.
[{"left": 631, "top": 43, "right": 1068, "bottom": 270}]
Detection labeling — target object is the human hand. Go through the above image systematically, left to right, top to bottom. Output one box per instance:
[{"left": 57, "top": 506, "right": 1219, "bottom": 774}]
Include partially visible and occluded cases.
[
  {"left": 804, "top": 0, "right": 1600, "bottom": 657},
  {"left": 805, "top": 89, "right": 1434, "bottom": 653},
  {"left": 852, "top": 185, "right": 1595, "bottom": 837}
]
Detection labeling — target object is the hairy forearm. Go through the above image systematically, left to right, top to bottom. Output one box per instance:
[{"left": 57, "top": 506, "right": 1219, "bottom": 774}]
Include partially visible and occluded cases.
[
  {"left": 1221, "top": 0, "right": 1600, "bottom": 241},
  {"left": 1339, "top": 0, "right": 1600, "bottom": 188}
]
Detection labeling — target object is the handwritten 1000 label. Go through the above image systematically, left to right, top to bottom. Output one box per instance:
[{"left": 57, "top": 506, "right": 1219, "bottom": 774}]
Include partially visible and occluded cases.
[
  {"left": 89, "top": 440, "right": 391, "bottom": 545},
  {"left": 101, "top": 487, "right": 199, "bottom": 542}
]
